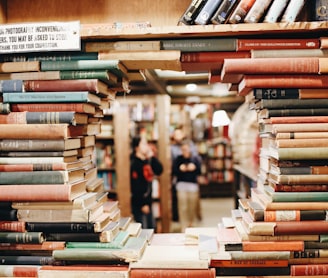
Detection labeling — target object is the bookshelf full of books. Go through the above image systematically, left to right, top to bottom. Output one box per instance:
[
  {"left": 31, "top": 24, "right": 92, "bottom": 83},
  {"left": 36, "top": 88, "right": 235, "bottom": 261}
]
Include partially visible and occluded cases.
[{"left": 2, "top": 0, "right": 328, "bottom": 277}]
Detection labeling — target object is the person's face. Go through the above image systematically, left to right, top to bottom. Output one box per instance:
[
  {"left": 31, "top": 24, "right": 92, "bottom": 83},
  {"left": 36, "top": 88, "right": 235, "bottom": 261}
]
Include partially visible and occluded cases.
[
  {"left": 174, "top": 129, "right": 184, "bottom": 143},
  {"left": 138, "top": 137, "right": 149, "bottom": 156},
  {"left": 181, "top": 143, "right": 191, "bottom": 158}
]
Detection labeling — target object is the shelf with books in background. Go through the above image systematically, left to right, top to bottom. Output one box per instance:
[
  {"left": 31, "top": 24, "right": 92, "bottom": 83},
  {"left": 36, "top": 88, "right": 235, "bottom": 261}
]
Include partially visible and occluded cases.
[
  {"left": 117, "top": 94, "right": 171, "bottom": 233},
  {"left": 95, "top": 109, "right": 117, "bottom": 198}
]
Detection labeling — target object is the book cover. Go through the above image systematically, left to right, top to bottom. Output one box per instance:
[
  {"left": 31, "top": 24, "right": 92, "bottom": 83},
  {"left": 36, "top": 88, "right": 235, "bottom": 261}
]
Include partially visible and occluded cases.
[
  {"left": 178, "top": 0, "right": 209, "bottom": 25},
  {"left": 194, "top": 0, "right": 223, "bottom": 25},
  {"left": 211, "top": 0, "right": 239, "bottom": 24},
  {"left": 227, "top": 0, "right": 257, "bottom": 23},
  {"left": 244, "top": 0, "right": 274, "bottom": 23},
  {"left": 263, "top": 0, "right": 290, "bottom": 23},
  {"left": 280, "top": 0, "right": 306, "bottom": 22},
  {"left": 161, "top": 38, "right": 237, "bottom": 52},
  {"left": 237, "top": 38, "right": 320, "bottom": 51},
  {"left": 84, "top": 40, "right": 161, "bottom": 52},
  {"left": 251, "top": 48, "right": 328, "bottom": 59},
  {"left": 40, "top": 59, "right": 127, "bottom": 77},
  {"left": 0, "top": 61, "right": 40, "bottom": 73},
  {"left": 238, "top": 75, "right": 328, "bottom": 96},
  {"left": 0, "top": 79, "right": 24, "bottom": 93},
  {"left": 23, "top": 79, "right": 109, "bottom": 94},
  {"left": 2, "top": 91, "right": 101, "bottom": 106},
  {"left": 256, "top": 98, "right": 328, "bottom": 110},
  {"left": 11, "top": 103, "right": 96, "bottom": 114},
  {"left": 258, "top": 108, "right": 328, "bottom": 119},
  {"left": 0, "top": 111, "right": 88, "bottom": 125},
  {"left": 269, "top": 146, "right": 328, "bottom": 160},
  {"left": 0, "top": 169, "right": 85, "bottom": 185},
  {"left": 0, "top": 179, "right": 86, "bottom": 202},
  {"left": 264, "top": 210, "right": 327, "bottom": 222},
  {"left": 0, "top": 231, "right": 44, "bottom": 244},
  {"left": 290, "top": 263, "right": 328, "bottom": 276},
  {"left": 0, "top": 265, "right": 40, "bottom": 277},
  {"left": 38, "top": 265, "right": 129, "bottom": 278},
  {"left": 130, "top": 268, "right": 216, "bottom": 278}
]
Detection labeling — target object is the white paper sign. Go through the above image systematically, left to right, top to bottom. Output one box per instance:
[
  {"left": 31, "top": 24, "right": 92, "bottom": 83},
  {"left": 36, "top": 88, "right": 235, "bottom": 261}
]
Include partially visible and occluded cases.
[{"left": 0, "top": 21, "right": 80, "bottom": 53}]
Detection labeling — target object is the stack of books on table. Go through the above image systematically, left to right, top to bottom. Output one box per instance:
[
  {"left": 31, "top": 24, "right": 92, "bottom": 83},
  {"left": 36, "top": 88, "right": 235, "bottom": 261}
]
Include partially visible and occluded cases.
[
  {"left": 212, "top": 49, "right": 328, "bottom": 276},
  {"left": 0, "top": 52, "right": 149, "bottom": 277}
]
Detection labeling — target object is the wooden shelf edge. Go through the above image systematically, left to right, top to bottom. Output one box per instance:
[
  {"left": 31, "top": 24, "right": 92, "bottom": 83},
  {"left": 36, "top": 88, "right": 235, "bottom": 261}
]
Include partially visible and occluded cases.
[{"left": 81, "top": 21, "right": 328, "bottom": 40}]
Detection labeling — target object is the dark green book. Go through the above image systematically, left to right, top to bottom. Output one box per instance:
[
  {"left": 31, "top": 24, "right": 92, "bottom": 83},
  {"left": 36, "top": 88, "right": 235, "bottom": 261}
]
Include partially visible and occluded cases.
[
  {"left": 160, "top": 38, "right": 237, "bottom": 52},
  {"left": 58, "top": 70, "right": 119, "bottom": 86},
  {"left": 26, "top": 222, "right": 95, "bottom": 233},
  {"left": 0, "top": 232, "right": 44, "bottom": 244},
  {"left": 0, "top": 255, "right": 60, "bottom": 265}
]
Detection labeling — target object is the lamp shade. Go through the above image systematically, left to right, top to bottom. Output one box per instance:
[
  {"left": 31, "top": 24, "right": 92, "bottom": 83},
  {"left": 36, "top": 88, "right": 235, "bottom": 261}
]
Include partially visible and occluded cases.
[{"left": 212, "top": 110, "right": 230, "bottom": 127}]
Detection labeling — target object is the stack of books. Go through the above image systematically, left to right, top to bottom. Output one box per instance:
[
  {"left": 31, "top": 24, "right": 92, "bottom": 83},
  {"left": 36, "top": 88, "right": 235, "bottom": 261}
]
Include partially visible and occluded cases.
[
  {"left": 211, "top": 38, "right": 328, "bottom": 276},
  {"left": 0, "top": 52, "right": 149, "bottom": 277}
]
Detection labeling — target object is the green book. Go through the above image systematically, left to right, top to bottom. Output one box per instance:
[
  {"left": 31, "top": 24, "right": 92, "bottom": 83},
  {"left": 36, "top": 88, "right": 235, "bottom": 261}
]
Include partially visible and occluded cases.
[
  {"left": 160, "top": 38, "right": 237, "bottom": 52},
  {"left": 41, "top": 60, "right": 127, "bottom": 78},
  {"left": 58, "top": 70, "right": 119, "bottom": 86},
  {"left": 2, "top": 91, "right": 101, "bottom": 106},
  {"left": 265, "top": 185, "right": 328, "bottom": 202},
  {"left": 0, "top": 232, "right": 44, "bottom": 244}
]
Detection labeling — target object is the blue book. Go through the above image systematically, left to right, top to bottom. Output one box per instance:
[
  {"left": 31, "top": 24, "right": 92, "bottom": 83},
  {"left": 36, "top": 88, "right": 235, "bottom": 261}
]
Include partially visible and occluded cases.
[
  {"left": 195, "top": 0, "right": 224, "bottom": 25},
  {"left": 0, "top": 80, "right": 24, "bottom": 93},
  {"left": 2, "top": 91, "right": 101, "bottom": 105}
]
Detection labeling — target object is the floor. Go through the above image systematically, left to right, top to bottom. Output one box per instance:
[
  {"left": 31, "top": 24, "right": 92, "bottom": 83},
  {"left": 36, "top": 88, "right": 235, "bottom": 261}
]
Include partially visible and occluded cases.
[{"left": 170, "top": 196, "right": 235, "bottom": 232}]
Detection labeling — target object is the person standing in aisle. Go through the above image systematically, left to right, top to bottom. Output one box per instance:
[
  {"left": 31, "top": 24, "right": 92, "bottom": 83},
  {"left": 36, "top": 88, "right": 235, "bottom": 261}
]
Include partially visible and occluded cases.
[
  {"left": 171, "top": 127, "right": 202, "bottom": 223},
  {"left": 130, "top": 136, "right": 163, "bottom": 229},
  {"left": 172, "top": 140, "right": 202, "bottom": 232}
]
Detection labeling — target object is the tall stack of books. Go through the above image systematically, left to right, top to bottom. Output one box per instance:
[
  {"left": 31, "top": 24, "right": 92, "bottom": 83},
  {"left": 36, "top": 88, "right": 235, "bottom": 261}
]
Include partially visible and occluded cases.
[
  {"left": 211, "top": 37, "right": 328, "bottom": 276},
  {"left": 0, "top": 52, "right": 149, "bottom": 277}
]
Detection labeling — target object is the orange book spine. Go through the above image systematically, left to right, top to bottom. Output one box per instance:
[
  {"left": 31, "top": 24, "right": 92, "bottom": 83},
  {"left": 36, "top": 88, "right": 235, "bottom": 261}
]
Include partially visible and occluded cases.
[
  {"left": 10, "top": 103, "right": 95, "bottom": 114},
  {"left": 268, "top": 116, "right": 328, "bottom": 124},
  {"left": 275, "top": 138, "right": 328, "bottom": 148},
  {"left": 0, "top": 163, "right": 68, "bottom": 172},
  {"left": 264, "top": 210, "right": 301, "bottom": 222},
  {"left": 0, "top": 221, "right": 26, "bottom": 232},
  {"left": 242, "top": 240, "right": 304, "bottom": 251},
  {"left": 0, "top": 241, "right": 65, "bottom": 250},
  {"left": 210, "top": 259, "right": 289, "bottom": 268},
  {"left": 130, "top": 268, "right": 216, "bottom": 278}
]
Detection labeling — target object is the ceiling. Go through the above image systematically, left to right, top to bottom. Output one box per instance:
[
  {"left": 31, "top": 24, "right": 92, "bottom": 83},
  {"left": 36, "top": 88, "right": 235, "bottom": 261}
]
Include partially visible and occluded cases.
[{"left": 121, "top": 68, "right": 244, "bottom": 110}]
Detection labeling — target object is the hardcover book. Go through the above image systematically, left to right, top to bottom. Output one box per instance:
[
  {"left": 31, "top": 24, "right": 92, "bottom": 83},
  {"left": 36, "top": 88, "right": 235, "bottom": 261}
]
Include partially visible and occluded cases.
[
  {"left": 178, "top": 0, "right": 208, "bottom": 25},
  {"left": 194, "top": 0, "right": 223, "bottom": 25},
  {"left": 211, "top": 0, "right": 239, "bottom": 24},
  {"left": 227, "top": 0, "right": 257, "bottom": 23},
  {"left": 244, "top": 0, "right": 273, "bottom": 23},
  {"left": 263, "top": 0, "right": 290, "bottom": 22}
]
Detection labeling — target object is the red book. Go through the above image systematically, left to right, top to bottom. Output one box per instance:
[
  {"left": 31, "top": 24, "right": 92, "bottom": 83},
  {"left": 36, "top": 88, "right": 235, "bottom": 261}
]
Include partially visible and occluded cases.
[
  {"left": 237, "top": 38, "right": 320, "bottom": 51},
  {"left": 181, "top": 51, "right": 251, "bottom": 62},
  {"left": 221, "top": 57, "right": 320, "bottom": 83},
  {"left": 238, "top": 74, "right": 328, "bottom": 96},
  {"left": 0, "top": 221, "right": 26, "bottom": 232},
  {"left": 274, "top": 221, "right": 328, "bottom": 235},
  {"left": 210, "top": 259, "right": 289, "bottom": 268},
  {"left": 290, "top": 263, "right": 328, "bottom": 276},
  {"left": 0, "top": 265, "right": 39, "bottom": 277},
  {"left": 130, "top": 268, "right": 216, "bottom": 278}
]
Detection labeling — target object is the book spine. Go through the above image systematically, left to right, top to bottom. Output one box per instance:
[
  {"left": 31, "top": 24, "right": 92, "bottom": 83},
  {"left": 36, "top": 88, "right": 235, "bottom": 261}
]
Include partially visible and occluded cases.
[
  {"left": 178, "top": 0, "right": 209, "bottom": 25},
  {"left": 194, "top": 0, "right": 223, "bottom": 25},
  {"left": 211, "top": 0, "right": 239, "bottom": 24},
  {"left": 228, "top": 0, "right": 257, "bottom": 23},
  {"left": 244, "top": 0, "right": 274, "bottom": 23},
  {"left": 263, "top": 0, "right": 290, "bottom": 22},
  {"left": 280, "top": 0, "right": 306, "bottom": 22},
  {"left": 313, "top": 0, "right": 328, "bottom": 21},
  {"left": 161, "top": 38, "right": 237, "bottom": 52},
  {"left": 27, "top": 52, "right": 98, "bottom": 61},
  {"left": 40, "top": 60, "right": 119, "bottom": 72},
  {"left": 59, "top": 70, "right": 109, "bottom": 80},
  {"left": 23, "top": 79, "right": 98, "bottom": 92},
  {"left": 0, "top": 80, "right": 24, "bottom": 93},
  {"left": 254, "top": 88, "right": 300, "bottom": 99},
  {"left": 3, "top": 92, "right": 92, "bottom": 104},
  {"left": 0, "top": 103, "right": 10, "bottom": 114},
  {"left": 11, "top": 103, "right": 94, "bottom": 114},
  {"left": 0, "top": 112, "right": 77, "bottom": 124},
  {"left": 0, "top": 124, "right": 69, "bottom": 140},
  {"left": 0, "top": 171, "right": 69, "bottom": 185},
  {"left": 0, "top": 184, "right": 75, "bottom": 202},
  {"left": 274, "top": 184, "right": 328, "bottom": 192},
  {"left": 0, "top": 209, "right": 18, "bottom": 221},
  {"left": 264, "top": 210, "right": 326, "bottom": 222},
  {"left": 0, "top": 221, "right": 26, "bottom": 232},
  {"left": 26, "top": 222, "right": 95, "bottom": 233},
  {"left": 0, "top": 232, "right": 44, "bottom": 244},
  {"left": 291, "top": 250, "right": 320, "bottom": 259},
  {"left": 0, "top": 255, "right": 59, "bottom": 265},
  {"left": 290, "top": 263, "right": 328, "bottom": 275},
  {"left": 0, "top": 265, "right": 39, "bottom": 277},
  {"left": 130, "top": 268, "right": 216, "bottom": 277}
]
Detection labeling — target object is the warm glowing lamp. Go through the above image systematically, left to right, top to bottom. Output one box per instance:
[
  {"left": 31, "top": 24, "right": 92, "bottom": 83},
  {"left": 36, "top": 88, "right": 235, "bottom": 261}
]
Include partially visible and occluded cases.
[{"left": 212, "top": 110, "right": 230, "bottom": 127}]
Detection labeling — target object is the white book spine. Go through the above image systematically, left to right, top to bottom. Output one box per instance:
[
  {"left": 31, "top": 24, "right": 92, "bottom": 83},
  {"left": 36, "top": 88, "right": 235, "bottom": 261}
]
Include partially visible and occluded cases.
[
  {"left": 244, "top": 0, "right": 274, "bottom": 23},
  {"left": 263, "top": 0, "right": 290, "bottom": 23},
  {"left": 280, "top": 0, "right": 306, "bottom": 22}
]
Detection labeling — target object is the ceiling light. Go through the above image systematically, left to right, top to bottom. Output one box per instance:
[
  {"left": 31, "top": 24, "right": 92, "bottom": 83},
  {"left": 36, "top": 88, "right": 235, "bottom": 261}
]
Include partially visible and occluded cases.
[{"left": 186, "top": 83, "right": 197, "bottom": 91}]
